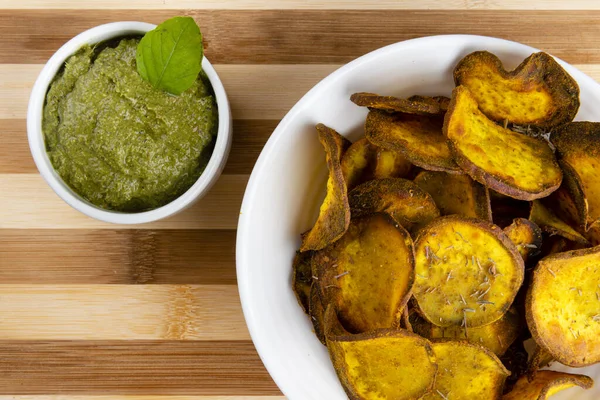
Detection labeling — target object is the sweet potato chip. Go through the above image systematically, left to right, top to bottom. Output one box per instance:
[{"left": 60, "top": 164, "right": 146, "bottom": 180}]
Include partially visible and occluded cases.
[
  {"left": 454, "top": 51, "right": 579, "bottom": 128},
  {"left": 444, "top": 86, "right": 563, "bottom": 200},
  {"left": 351, "top": 92, "right": 441, "bottom": 115},
  {"left": 407, "top": 94, "right": 450, "bottom": 114},
  {"left": 366, "top": 109, "right": 461, "bottom": 173},
  {"left": 552, "top": 122, "right": 600, "bottom": 229},
  {"left": 300, "top": 124, "right": 351, "bottom": 251},
  {"left": 340, "top": 137, "right": 377, "bottom": 191},
  {"left": 340, "top": 138, "right": 412, "bottom": 190},
  {"left": 373, "top": 147, "right": 412, "bottom": 180},
  {"left": 543, "top": 164, "right": 588, "bottom": 232},
  {"left": 414, "top": 170, "right": 492, "bottom": 221},
  {"left": 348, "top": 178, "right": 440, "bottom": 234},
  {"left": 529, "top": 200, "right": 589, "bottom": 245},
  {"left": 313, "top": 213, "right": 415, "bottom": 333},
  {"left": 413, "top": 216, "right": 524, "bottom": 328},
  {"left": 504, "top": 218, "right": 543, "bottom": 262},
  {"left": 526, "top": 246, "right": 600, "bottom": 367},
  {"left": 292, "top": 250, "right": 313, "bottom": 313},
  {"left": 309, "top": 283, "right": 326, "bottom": 345},
  {"left": 324, "top": 306, "right": 437, "bottom": 400},
  {"left": 413, "top": 307, "right": 521, "bottom": 356},
  {"left": 420, "top": 341, "right": 510, "bottom": 400},
  {"left": 527, "top": 345, "right": 554, "bottom": 378},
  {"left": 503, "top": 370, "right": 593, "bottom": 400}
]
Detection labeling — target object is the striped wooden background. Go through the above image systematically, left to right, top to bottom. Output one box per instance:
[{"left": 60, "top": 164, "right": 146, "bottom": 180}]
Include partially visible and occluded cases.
[{"left": 1, "top": 1, "right": 600, "bottom": 399}]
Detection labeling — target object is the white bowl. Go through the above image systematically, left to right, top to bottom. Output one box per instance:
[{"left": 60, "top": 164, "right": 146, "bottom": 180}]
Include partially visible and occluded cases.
[
  {"left": 27, "top": 21, "right": 232, "bottom": 224},
  {"left": 237, "top": 35, "right": 600, "bottom": 400}
]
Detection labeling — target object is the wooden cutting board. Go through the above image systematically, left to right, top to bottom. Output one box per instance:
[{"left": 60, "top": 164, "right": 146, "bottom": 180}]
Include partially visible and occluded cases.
[{"left": 1, "top": 1, "right": 600, "bottom": 398}]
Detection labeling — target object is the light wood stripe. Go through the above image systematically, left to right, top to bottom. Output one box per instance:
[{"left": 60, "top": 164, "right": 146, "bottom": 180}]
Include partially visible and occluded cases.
[
  {"left": 1, "top": 1, "right": 599, "bottom": 10},
  {"left": 3, "top": 11, "right": 600, "bottom": 65},
  {"left": 3, "top": 63, "right": 600, "bottom": 121},
  {"left": 0, "top": 64, "right": 338, "bottom": 120},
  {"left": 0, "top": 119, "right": 276, "bottom": 175},
  {"left": 0, "top": 174, "right": 246, "bottom": 230},
  {"left": 0, "top": 230, "right": 236, "bottom": 284},
  {"left": 0, "top": 285, "right": 248, "bottom": 340},
  {"left": 0, "top": 341, "right": 279, "bottom": 394},
  {"left": 0, "top": 397, "right": 285, "bottom": 400},
  {"left": 0, "top": 398, "right": 285, "bottom": 400}
]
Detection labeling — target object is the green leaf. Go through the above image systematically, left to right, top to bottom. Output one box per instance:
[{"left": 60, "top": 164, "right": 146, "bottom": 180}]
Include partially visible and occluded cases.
[{"left": 136, "top": 16, "right": 203, "bottom": 95}]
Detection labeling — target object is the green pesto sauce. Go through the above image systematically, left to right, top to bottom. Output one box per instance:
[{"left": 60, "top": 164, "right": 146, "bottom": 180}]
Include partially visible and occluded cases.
[{"left": 43, "top": 38, "right": 218, "bottom": 212}]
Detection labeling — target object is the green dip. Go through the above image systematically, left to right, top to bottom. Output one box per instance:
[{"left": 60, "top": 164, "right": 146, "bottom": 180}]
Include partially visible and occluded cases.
[{"left": 43, "top": 38, "right": 218, "bottom": 212}]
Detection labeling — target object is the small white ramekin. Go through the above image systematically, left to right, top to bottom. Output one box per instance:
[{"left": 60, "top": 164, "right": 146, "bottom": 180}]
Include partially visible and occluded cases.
[{"left": 27, "top": 21, "right": 232, "bottom": 224}]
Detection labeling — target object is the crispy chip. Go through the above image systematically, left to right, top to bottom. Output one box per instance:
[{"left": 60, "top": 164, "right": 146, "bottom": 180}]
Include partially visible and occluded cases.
[
  {"left": 454, "top": 51, "right": 579, "bottom": 128},
  {"left": 444, "top": 86, "right": 563, "bottom": 200},
  {"left": 351, "top": 92, "right": 441, "bottom": 115},
  {"left": 366, "top": 109, "right": 461, "bottom": 173},
  {"left": 552, "top": 122, "right": 600, "bottom": 230},
  {"left": 300, "top": 124, "right": 351, "bottom": 251},
  {"left": 340, "top": 137, "right": 376, "bottom": 190},
  {"left": 373, "top": 147, "right": 412, "bottom": 180},
  {"left": 543, "top": 163, "right": 588, "bottom": 232},
  {"left": 414, "top": 170, "right": 492, "bottom": 221},
  {"left": 348, "top": 178, "right": 440, "bottom": 234},
  {"left": 529, "top": 200, "right": 589, "bottom": 245},
  {"left": 313, "top": 213, "right": 415, "bottom": 333},
  {"left": 413, "top": 216, "right": 524, "bottom": 328},
  {"left": 504, "top": 218, "right": 543, "bottom": 262},
  {"left": 526, "top": 246, "right": 600, "bottom": 366},
  {"left": 292, "top": 250, "right": 314, "bottom": 313},
  {"left": 309, "top": 283, "right": 326, "bottom": 345},
  {"left": 324, "top": 306, "right": 437, "bottom": 400},
  {"left": 413, "top": 307, "right": 521, "bottom": 356},
  {"left": 420, "top": 341, "right": 510, "bottom": 400},
  {"left": 527, "top": 345, "right": 554, "bottom": 378},
  {"left": 503, "top": 370, "right": 593, "bottom": 400}
]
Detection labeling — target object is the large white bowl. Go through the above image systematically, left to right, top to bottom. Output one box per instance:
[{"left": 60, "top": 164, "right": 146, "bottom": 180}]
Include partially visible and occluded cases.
[
  {"left": 27, "top": 21, "right": 232, "bottom": 224},
  {"left": 237, "top": 35, "right": 600, "bottom": 399}
]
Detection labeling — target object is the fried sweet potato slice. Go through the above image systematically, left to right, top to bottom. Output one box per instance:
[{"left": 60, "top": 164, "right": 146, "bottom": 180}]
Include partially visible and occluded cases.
[
  {"left": 454, "top": 51, "right": 579, "bottom": 128},
  {"left": 444, "top": 86, "right": 563, "bottom": 200},
  {"left": 350, "top": 92, "right": 441, "bottom": 115},
  {"left": 407, "top": 94, "right": 450, "bottom": 114},
  {"left": 366, "top": 109, "right": 461, "bottom": 173},
  {"left": 552, "top": 122, "right": 600, "bottom": 229},
  {"left": 300, "top": 124, "right": 351, "bottom": 251},
  {"left": 340, "top": 138, "right": 411, "bottom": 190},
  {"left": 373, "top": 147, "right": 412, "bottom": 180},
  {"left": 543, "top": 164, "right": 588, "bottom": 232},
  {"left": 414, "top": 170, "right": 492, "bottom": 221},
  {"left": 348, "top": 178, "right": 439, "bottom": 234},
  {"left": 529, "top": 200, "right": 589, "bottom": 245},
  {"left": 313, "top": 213, "right": 415, "bottom": 333},
  {"left": 413, "top": 216, "right": 524, "bottom": 328},
  {"left": 504, "top": 218, "right": 543, "bottom": 262},
  {"left": 526, "top": 246, "right": 600, "bottom": 366},
  {"left": 292, "top": 251, "right": 314, "bottom": 313},
  {"left": 309, "top": 283, "right": 326, "bottom": 345},
  {"left": 324, "top": 306, "right": 437, "bottom": 400},
  {"left": 413, "top": 307, "right": 521, "bottom": 356},
  {"left": 421, "top": 341, "right": 510, "bottom": 400},
  {"left": 527, "top": 345, "right": 554, "bottom": 378},
  {"left": 503, "top": 370, "right": 593, "bottom": 400}
]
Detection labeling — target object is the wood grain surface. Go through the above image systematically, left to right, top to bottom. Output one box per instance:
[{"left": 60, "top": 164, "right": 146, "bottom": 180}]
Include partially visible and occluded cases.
[{"left": 1, "top": 2, "right": 599, "bottom": 398}]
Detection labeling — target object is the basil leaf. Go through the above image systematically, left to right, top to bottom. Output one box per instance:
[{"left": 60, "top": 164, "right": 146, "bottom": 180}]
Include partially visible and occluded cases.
[{"left": 136, "top": 16, "right": 203, "bottom": 95}]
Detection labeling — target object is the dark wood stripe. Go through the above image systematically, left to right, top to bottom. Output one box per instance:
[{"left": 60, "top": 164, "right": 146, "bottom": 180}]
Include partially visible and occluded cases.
[
  {"left": 1, "top": 10, "right": 600, "bottom": 64},
  {"left": 0, "top": 119, "right": 275, "bottom": 174},
  {"left": 0, "top": 230, "right": 236, "bottom": 284},
  {"left": 0, "top": 340, "right": 280, "bottom": 395}
]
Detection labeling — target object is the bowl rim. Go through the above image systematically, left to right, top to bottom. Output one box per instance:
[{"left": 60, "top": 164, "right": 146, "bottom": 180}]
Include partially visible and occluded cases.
[
  {"left": 27, "top": 21, "right": 232, "bottom": 224},
  {"left": 236, "top": 34, "right": 600, "bottom": 399}
]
